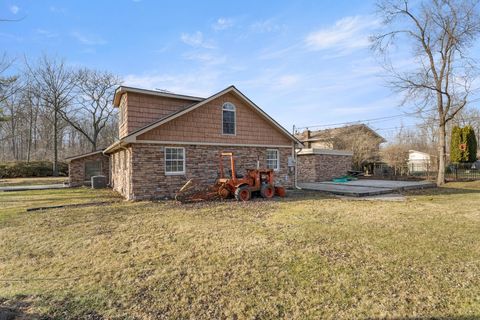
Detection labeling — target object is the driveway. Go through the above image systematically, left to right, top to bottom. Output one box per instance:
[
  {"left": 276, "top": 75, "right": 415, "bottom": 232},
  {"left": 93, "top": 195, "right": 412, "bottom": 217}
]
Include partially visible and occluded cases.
[{"left": 298, "top": 179, "right": 436, "bottom": 197}]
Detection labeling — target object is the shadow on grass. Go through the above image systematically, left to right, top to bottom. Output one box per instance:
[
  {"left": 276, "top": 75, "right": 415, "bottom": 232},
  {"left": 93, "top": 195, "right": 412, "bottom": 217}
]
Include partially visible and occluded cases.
[
  {"left": 405, "top": 186, "right": 480, "bottom": 197},
  {"left": 0, "top": 295, "right": 104, "bottom": 320},
  {"left": 0, "top": 296, "right": 46, "bottom": 320},
  {"left": 368, "top": 317, "right": 480, "bottom": 320}
]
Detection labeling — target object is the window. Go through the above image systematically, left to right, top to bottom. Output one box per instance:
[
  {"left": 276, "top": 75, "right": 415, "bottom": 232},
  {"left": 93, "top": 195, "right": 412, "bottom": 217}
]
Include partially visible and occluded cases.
[
  {"left": 222, "top": 102, "right": 236, "bottom": 135},
  {"left": 165, "top": 147, "right": 185, "bottom": 175},
  {"left": 266, "top": 149, "right": 279, "bottom": 171},
  {"left": 85, "top": 160, "right": 102, "bottom": 181}
]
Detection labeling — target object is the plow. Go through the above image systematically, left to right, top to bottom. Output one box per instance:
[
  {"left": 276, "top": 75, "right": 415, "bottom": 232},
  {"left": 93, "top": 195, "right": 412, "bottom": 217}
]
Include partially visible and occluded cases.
[{"left": 175, "top": 152, "right": 286, "bottom": 203}]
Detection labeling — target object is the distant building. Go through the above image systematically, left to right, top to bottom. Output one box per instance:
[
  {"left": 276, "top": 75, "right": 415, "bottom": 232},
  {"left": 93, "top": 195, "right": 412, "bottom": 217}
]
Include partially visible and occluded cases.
[
  {"left": 296, "top": 124, "right": 386, "bottom": 171},
  {"left": 408, "top": 150, "right": 433, "bottom": 173}
]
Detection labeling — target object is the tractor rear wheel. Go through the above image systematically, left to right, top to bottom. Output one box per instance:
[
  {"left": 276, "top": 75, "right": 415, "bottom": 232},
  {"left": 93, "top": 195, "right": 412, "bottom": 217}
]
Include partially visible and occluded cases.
[
  {"left": 260, "top": 184, "right": 274, "bottom": 199},
  {"left": 234, "top": 186, "right": 251, "bottom": 201}
]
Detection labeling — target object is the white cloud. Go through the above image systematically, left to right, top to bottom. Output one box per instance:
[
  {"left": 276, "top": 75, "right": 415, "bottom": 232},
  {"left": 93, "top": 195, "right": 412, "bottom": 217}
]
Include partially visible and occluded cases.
[
  {"left": 9, "top": 5, "right": 19, "bottom": 14},
  {"left": 49, "top": 6, "right": 66, "bottom": 13},
  {"left": 305, "top": 15, "right": 379, "bottom": 52},
  {"left": 213, "top": 18, "right": 234, "bottom": 31},
  {"left": 250, "top": 18, "right": 285, "bottom": 33},
  {"left": 36, "top": 29, "right": 58, "bottom": 38},
  {"left": 180, "top": 31, "right": 215, "bottom": 49},
  {"left": 71, "top": 32, "right": 106, "bottom": 45},
  {"left": 182, "top": 51, "right": 226, "bottom": 65},
  {"left": 123, "top": 70, "right": 221, "bottom": 97},
  {"left": 238, "top": 70, "right": 302, "bottom": 92},
  {"left": 276, "top": 74, "right": 301, "bottom": 88}
]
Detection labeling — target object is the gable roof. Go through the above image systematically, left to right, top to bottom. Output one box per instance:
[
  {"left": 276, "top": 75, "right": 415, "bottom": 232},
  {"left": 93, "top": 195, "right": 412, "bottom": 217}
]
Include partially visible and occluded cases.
[
  {"left": 117, "top": 85, "right": 301, "bottom": 145},
  {"left": 113, "top": 86, "right": 204, "bottom": 107},
  {"left": 297, "top": 124, "right": 386, "bottom": 143},
  {"left": 65, "top": 149, "right": 106, "bottom": 163}
]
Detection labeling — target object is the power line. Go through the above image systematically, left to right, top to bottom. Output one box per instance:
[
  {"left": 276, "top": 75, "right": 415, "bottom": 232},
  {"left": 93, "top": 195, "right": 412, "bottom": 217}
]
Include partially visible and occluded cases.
[{"left": 295, "top": 97, "right": 480, "bottom": 131}]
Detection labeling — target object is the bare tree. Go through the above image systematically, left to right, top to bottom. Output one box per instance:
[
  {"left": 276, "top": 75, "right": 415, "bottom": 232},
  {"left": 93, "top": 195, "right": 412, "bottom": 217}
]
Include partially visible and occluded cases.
[
  {"left": 372, "top": 0, "right": 480, "bottom": 185},
  {"left": 0, "top": 54, "right": 18, "bottom": 122},
  {"left": 26, "top": 56, "right": 76, "bottom": 176},
  {"left": 60, "top": 68, "right": 121, "bottom": 151}
]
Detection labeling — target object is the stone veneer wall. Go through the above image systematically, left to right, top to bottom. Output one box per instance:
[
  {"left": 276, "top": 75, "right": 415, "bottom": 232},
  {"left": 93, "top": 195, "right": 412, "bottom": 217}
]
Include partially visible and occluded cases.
[
  {"left": 126, "top": 143, "right": 294, "bottom": 200},
  {"left": 110, "top": 147, "right": 132, "bottom": 198},
  {"left": 69, "top": 153, "right": 110, "bottom": 187},
  {"left": 297, "top": 153, "right": 352, "bottom": 183}
]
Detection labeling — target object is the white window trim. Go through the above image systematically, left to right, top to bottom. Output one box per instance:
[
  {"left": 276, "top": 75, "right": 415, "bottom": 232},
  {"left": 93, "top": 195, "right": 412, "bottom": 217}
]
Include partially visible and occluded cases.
[
  {"left": 221, "top": 102, "right": 236, "bottom": 136},
  {"left": 165, "top": 147, "right": 186, "bottom": 175},
  {"left": 266, "top": 149, "right": 280, "bottom": 171}
]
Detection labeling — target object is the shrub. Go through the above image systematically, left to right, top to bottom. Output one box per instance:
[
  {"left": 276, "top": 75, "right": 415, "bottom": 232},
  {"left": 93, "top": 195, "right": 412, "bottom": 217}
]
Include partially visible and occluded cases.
[{"left": 0, "top": 161, "right": 68, "bottom": 178}]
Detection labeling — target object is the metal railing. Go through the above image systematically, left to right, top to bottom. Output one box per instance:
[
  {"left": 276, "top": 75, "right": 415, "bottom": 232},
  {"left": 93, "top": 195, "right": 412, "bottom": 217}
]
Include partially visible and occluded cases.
[{"left": 373, "top": 162, "right": 480, "bottom": 181}]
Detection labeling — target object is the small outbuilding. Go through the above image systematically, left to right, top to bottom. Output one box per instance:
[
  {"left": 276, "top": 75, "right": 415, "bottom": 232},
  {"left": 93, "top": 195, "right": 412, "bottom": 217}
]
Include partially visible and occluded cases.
[
  {"left": 296, "top": 148, "right": 353, "bottom": 183},
  {"left": 65, "top": 150, "right": 110, "bottom": 187},
  {"left": 408, "top": 150, "right": 433, "bottom": 173}
]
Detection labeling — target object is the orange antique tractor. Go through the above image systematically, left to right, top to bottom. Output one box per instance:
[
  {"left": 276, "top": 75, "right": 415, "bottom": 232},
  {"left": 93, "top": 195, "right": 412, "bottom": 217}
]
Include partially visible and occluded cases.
[{"left": 175, "top": 152, "right": 286, "bottom": 202}]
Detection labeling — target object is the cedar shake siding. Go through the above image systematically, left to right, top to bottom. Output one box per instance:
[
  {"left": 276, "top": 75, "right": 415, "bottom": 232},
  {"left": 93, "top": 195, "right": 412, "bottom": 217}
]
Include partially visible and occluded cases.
[
  {"left": 118, "top": 92, "right": 198, "bottom": 139},
  {"left": 137, "top": 92, "right": 292, "bottom": 146},
  {"left": 127, "top": 144, "right": 293, "bottom": 200},
  {"left": 68, "top": 152, "right": 110, "bottom": 187}
]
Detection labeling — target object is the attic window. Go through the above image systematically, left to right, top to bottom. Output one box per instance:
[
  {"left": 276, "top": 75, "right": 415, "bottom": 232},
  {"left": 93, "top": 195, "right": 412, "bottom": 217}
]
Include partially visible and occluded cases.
[{"left": 222, "top": 102, "right": 236, "bottom": 135}]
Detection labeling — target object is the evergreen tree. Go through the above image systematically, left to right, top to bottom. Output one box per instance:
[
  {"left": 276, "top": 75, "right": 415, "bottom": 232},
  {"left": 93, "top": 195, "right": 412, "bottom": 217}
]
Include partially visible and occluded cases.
[
  {"left": 450, "top": 126, "right": 462, "bottom": 163},
  {"left": 463, "top": 126, "right": 477, "bottom": 162}
]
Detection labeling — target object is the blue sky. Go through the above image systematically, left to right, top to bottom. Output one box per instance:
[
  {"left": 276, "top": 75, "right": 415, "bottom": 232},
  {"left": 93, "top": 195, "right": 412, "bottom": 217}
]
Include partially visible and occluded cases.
[{"left": 1, "top": 0, "right": 479, "bottom": 139}]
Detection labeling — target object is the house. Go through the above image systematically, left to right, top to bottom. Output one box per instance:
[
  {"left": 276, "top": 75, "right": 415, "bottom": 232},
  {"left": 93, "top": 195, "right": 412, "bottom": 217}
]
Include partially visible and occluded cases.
[
  {"left": 67, "top": 85, "right": 301, "bottom": 200},
  {"left": 296, "top": 124, "right": 386, "bottom": 171},
  {"left": 408, "top": 150, "right": 433, "bottom": 173}
]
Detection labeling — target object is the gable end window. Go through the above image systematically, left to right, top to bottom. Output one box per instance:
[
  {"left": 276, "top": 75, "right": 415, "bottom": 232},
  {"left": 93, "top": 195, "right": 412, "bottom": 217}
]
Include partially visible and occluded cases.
[
  {"left": 222, "top": 102, "right": 236, "bottom": 135},
  {"left": 165, "top": 147, "right": 185, "bottom": 175},
  {"left": 266, "top": 149, "right": 279, "bottom": 171}
]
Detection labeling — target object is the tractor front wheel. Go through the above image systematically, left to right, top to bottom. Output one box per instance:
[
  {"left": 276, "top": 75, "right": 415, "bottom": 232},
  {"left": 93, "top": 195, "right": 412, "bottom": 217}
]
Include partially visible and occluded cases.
[
  {"left": 260, "top": 184, "right": 274, "bottom": 199},
  {"left": 234, "top": 186, "right": 251, "bottom": 201}
]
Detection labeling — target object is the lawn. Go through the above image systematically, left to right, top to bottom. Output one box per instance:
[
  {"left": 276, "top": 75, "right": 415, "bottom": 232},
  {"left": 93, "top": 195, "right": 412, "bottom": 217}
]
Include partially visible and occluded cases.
[{"left": 1, "top": 182, "right": 479, "bottom": 319}]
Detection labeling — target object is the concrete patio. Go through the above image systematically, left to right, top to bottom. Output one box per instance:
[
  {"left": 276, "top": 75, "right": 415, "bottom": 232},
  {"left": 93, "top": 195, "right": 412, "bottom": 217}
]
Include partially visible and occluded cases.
[{"left": 297, "top": 179, "right": 436, "bottom": 197}]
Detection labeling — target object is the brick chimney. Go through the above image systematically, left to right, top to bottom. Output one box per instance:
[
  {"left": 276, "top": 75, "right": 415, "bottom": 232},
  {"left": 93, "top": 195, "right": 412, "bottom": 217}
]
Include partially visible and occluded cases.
[{"left": 306, "top": 129, "right": 311, "bottom": 148}]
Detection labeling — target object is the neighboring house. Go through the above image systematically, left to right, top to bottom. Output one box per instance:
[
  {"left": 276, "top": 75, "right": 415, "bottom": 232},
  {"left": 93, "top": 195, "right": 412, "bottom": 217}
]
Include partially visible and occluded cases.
[
  {"left": 67, "top": 85, "right": 300, "bottom": 200},
  {"left": 296, "top": 124, "right": 386, "bottom": 171},
  {"left": 408, "top": 150, "right": 433, "bottom": 173}
]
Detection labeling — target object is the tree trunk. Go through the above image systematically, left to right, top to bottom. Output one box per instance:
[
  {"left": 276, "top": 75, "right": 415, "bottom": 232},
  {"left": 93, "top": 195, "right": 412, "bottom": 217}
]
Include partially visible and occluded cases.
[
  {"left": 53, "top": 107, "right": 58, "bottom": 176},
  {"left": 437, "top": 122, "right": 447, "bottom": 186},
  {"left": 92, "top": 131, "right": 98, "bottom": 152}
]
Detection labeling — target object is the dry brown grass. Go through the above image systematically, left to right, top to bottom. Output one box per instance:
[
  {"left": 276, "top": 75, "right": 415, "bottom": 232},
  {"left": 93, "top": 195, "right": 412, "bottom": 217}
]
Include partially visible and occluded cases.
[
  {"left": 0, "top": 177, "right": 67, "bottom": 187},
  {"left": 1, "top": 182, "right": 479, "bottom": 319}
]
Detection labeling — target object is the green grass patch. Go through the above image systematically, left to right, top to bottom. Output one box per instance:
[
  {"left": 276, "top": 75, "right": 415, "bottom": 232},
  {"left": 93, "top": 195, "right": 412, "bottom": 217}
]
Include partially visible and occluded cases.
[{"left": 0, "top": 183, "right": 479, "bottom": 319}]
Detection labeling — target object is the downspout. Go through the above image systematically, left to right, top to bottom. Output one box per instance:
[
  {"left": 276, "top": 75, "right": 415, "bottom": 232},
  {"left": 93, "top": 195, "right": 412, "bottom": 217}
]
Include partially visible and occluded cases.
[
  {"left": 292, "top": 124, "right": 303, "bottom": 190},
  {"left": 293, "top": 142, "right": 303, "bottom": 190}
]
